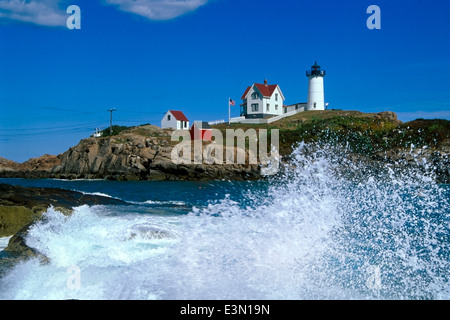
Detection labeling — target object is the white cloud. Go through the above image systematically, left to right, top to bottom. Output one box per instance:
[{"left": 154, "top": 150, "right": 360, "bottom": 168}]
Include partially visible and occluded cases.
[
  {"left": 0, "top": 0, "right": 67, "bottom": 27},
  {"left": 0, "top": 0, "right": 210, "bottom": 26},
  {"left": 104, "top": 0, "right": 209, "bottom": 21}
]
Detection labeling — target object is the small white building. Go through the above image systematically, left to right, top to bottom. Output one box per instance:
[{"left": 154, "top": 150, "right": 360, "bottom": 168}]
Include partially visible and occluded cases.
[
  {"left": 240, "top": 80, "right": 285, "bottom": 119},
  {"left": 283, "top": 102, "right": 307, "bottom": 114},
  {"left": 161, "top": 110, "right": 189, "bottom": 130},
  {"left": 92, "top": 128, "right": 103, "bottom": 138}
]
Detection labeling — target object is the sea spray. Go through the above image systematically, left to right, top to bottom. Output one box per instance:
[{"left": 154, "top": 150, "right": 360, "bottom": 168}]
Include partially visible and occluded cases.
[
  {"left": 0, "top": 142, "right": 448, "bottom": 300},
  {"left": 166, "top": 142, "right": 449, "bottom": 299}
]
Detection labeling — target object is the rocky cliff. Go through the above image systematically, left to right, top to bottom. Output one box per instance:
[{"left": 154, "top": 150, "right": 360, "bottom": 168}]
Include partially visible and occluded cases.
[
  {"left": 1, "top": 112, "right": 449, "bottom": 183},
  {"left": 0, "top": 125, "right": 261, "bottom": 181},
  {"left": 0, "top": 154, "right": 60, "bottom": 178}
]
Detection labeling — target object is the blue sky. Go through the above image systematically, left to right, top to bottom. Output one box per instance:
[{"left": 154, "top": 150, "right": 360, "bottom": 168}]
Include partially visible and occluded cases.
[{"left": 1, "top": 0, "right": 449, "bottom": 162}]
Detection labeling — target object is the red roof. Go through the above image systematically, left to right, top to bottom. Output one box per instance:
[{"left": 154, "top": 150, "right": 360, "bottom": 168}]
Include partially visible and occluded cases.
[
  {"left": 241, "top": 83, "right": 279, "bottom": 99},
  {"left": 255, "top": 83, "right": 278, "bottom": 97},
  {"left": 241, "top": 86, "right": 252, "bottom": 100},
  {"left": 169, "top": 110, "right": 189, "bottom": 122}
]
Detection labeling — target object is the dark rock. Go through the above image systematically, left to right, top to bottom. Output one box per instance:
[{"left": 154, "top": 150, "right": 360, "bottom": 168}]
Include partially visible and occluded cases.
[
  {"left": 0, "top": 183, "right": 129, "bottom": 271},
  {"left": 0, "top": 183, "right": 127, "bottom": 237},
  {"left": 3, "top": 222, "right": 49, "bottom": 262}
]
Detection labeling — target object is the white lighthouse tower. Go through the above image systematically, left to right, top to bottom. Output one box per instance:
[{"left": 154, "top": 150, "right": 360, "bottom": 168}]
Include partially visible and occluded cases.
[{"left": 306, "top": 62, "right": 326, "bottom": 111}]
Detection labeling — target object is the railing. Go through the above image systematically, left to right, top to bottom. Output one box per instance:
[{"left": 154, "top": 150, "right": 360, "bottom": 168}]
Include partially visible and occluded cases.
[
  {"left": 306, "top": 70, "right": 326, "bottom": 76},
  {"left": 230, "top": 108, "right": 305, "bottom": 125},
  {"left": 208, "top": 120, "right": 225, "bottom": 125}
]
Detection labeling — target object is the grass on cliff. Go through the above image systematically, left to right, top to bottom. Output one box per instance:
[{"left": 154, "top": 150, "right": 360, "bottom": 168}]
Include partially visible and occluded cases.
[
  {"left": 100, "top": 111, "right": 449, "bottom": 158},
  {"left": 213, "top": 111, "right": 449, "bottom": 157},
  {"left": 281, "top": 117, "right": 448, "bottom": 156},
  {"left": 101, "top": 124, "right": 159, "bottom": 137},
  {"left": 101, "top": 125, "right": 132, "bottom": 137}
]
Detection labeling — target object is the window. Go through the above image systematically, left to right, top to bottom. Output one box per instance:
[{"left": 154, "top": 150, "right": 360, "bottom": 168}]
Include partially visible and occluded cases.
[
  {"left": 251, "top": 92, "right": 259, "bottom": 100},
  {"left": 275, "top": 93, "right": 278, "bottom": 101},
  {"left": 314, "top": 102, "right": 317, "bottom": 109},
  {"left": 251, "top": 104, "right": 259, "bottom": 112},
  {"left": 266, "top": 104, "right": 270, "bottom": 112},
  {"left": 275, "top": 104, "right": 278, "bottom": 110},
  {"left": 284, "top": 107, "right": 287, "bottom": 113},
  {"left": 167, "top": 115, "right": 171, "bottom": 121},
  {"left": 184, "top": 121, "right": 187, "bottom": 128}
]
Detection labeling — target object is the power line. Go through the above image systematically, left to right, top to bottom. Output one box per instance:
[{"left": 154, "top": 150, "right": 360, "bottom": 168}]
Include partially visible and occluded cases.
[
  {"left": 0, "top": 107, "right": 167, "bottom": 140},
  {"left": 0, "top": 108, "right": 105, "bottom": 122},
  {"left": 0, "top": 121, "right": 102, "bottom": 132},
  {"left": 0, "top": 123, "right": 104, "bottom": 139},
  {"left": 0, "top": 127, "right": 95, "bottom": 141},
  {"left": 0, "top": 127, "right": 97, "bottom": 139}
]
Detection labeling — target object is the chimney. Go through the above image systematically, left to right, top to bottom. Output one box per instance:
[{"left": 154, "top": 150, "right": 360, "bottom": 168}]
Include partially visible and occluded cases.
[{"left": 264, "top": 79, "right": 268, "bottom": 85}]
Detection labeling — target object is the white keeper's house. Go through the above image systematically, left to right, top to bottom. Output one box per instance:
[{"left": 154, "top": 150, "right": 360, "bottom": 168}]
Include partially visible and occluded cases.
[
  {"left": 232, "top": 62, "right": 327, "bottom": 124},
  {"left": 240, "top": 79, "right": 286, "bottom": 119},
  {"left": 161, "top": 110, "right": 189, "bottom": 130}
]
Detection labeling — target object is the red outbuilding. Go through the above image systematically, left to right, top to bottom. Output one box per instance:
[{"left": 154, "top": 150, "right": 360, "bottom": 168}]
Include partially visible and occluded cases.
[{"left": 190, "top": 121, "right": 213, "bottom": 141}]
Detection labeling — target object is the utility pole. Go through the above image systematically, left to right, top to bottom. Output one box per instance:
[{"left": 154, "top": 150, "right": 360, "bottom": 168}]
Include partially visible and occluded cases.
[{"left": 107, "top": 108, "right": 116, "bottom": 135}]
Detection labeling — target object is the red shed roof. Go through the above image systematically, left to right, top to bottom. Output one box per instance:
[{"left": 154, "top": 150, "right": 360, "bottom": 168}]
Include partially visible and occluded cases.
[{"left": 169, "top": 110, "right": 189, "bottom": 122}]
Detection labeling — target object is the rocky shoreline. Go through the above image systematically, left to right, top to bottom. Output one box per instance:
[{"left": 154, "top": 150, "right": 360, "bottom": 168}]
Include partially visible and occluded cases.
[
  {"left": 0, "top": 111, "right": 449, "bottom": 272},
  {"left": 0, "top": 112, "right": 448, "bottom": 183},
  {"left": 0, "top": 125, "right": 262, "bottom": 181},
  {"left": 0, "top": 183, "right": 128, "bottom": 271}
]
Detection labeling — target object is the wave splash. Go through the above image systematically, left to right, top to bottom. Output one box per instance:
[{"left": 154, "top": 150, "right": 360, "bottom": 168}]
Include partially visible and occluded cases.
[
  {"left": 181, "top": 142, "right": 449, "bottom": 299},
  {"left": 0, "top": 143, "right": 448, "bottom": 300}
]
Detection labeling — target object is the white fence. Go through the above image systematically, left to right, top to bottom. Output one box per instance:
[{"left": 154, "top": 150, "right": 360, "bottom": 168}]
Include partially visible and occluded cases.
[
  {"left": 229, "top": 107, "right": 305, "bottom": 124},
  {"left": 208, "top": 119, "right": 225, "bottom": 125}
]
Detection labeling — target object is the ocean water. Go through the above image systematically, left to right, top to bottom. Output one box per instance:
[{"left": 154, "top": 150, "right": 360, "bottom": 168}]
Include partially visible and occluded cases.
[{"left": 0, "top": 143, "right": 449, "bottom": 300}]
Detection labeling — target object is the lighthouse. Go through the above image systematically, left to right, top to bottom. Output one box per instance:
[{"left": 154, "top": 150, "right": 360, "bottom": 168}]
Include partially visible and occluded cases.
[{"left": 306, "top": 62, "right": 326, "bottom": 111}]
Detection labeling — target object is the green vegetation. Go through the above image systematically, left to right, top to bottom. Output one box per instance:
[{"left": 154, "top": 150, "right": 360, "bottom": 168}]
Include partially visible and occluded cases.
[
  {"left": 100, "top": 111, "right": 449, "bottom": 159},
  {"left": 211, "top": 111, "right": 449, "bottom": 158},
  {"left": 279, "top": 115, "right": 393, "bottom": 155},
  {"left": 278, "top": 116, "right": 449, "bottom": 157},
  {"left": 391, "top": 119, "right": 450, "bottom": 148},
  {"left": 101, "top": 123, "right": 155, "bottom": 137},
  {"left": 101, "top": 125, "right": 131, "bottom": 137}
]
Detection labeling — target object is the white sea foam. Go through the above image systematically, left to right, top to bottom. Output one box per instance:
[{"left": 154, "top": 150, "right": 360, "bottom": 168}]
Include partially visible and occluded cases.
[
  {"left": 0, "top": 143, "right": 448, "bottom": 300},
  {"left": 77, "top": 191, "right": 120, "bottom": 199},
  {"left": 84, "top": 192, "right": 112, "bottom": 198},
  {"left": 143, "top": 200, "right": 186, "bottom": 206},
  {"left": 0, "top": 236, "right": 12, "bottom": 251}
]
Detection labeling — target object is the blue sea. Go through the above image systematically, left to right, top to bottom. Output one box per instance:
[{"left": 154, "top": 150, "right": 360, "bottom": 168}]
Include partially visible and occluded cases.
[{"left": 0, "top": 144, "right": 449, "bottom": 300}]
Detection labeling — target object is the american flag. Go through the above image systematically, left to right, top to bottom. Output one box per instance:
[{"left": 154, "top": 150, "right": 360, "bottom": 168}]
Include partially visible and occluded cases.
[{"left": 229, "top": 98, "right": 235, "bottom": 106}]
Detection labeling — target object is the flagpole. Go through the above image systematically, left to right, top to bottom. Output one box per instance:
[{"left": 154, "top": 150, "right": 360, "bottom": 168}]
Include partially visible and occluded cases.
[{"left": 228, "top": 97, "right": 231, "bottom": 126}]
